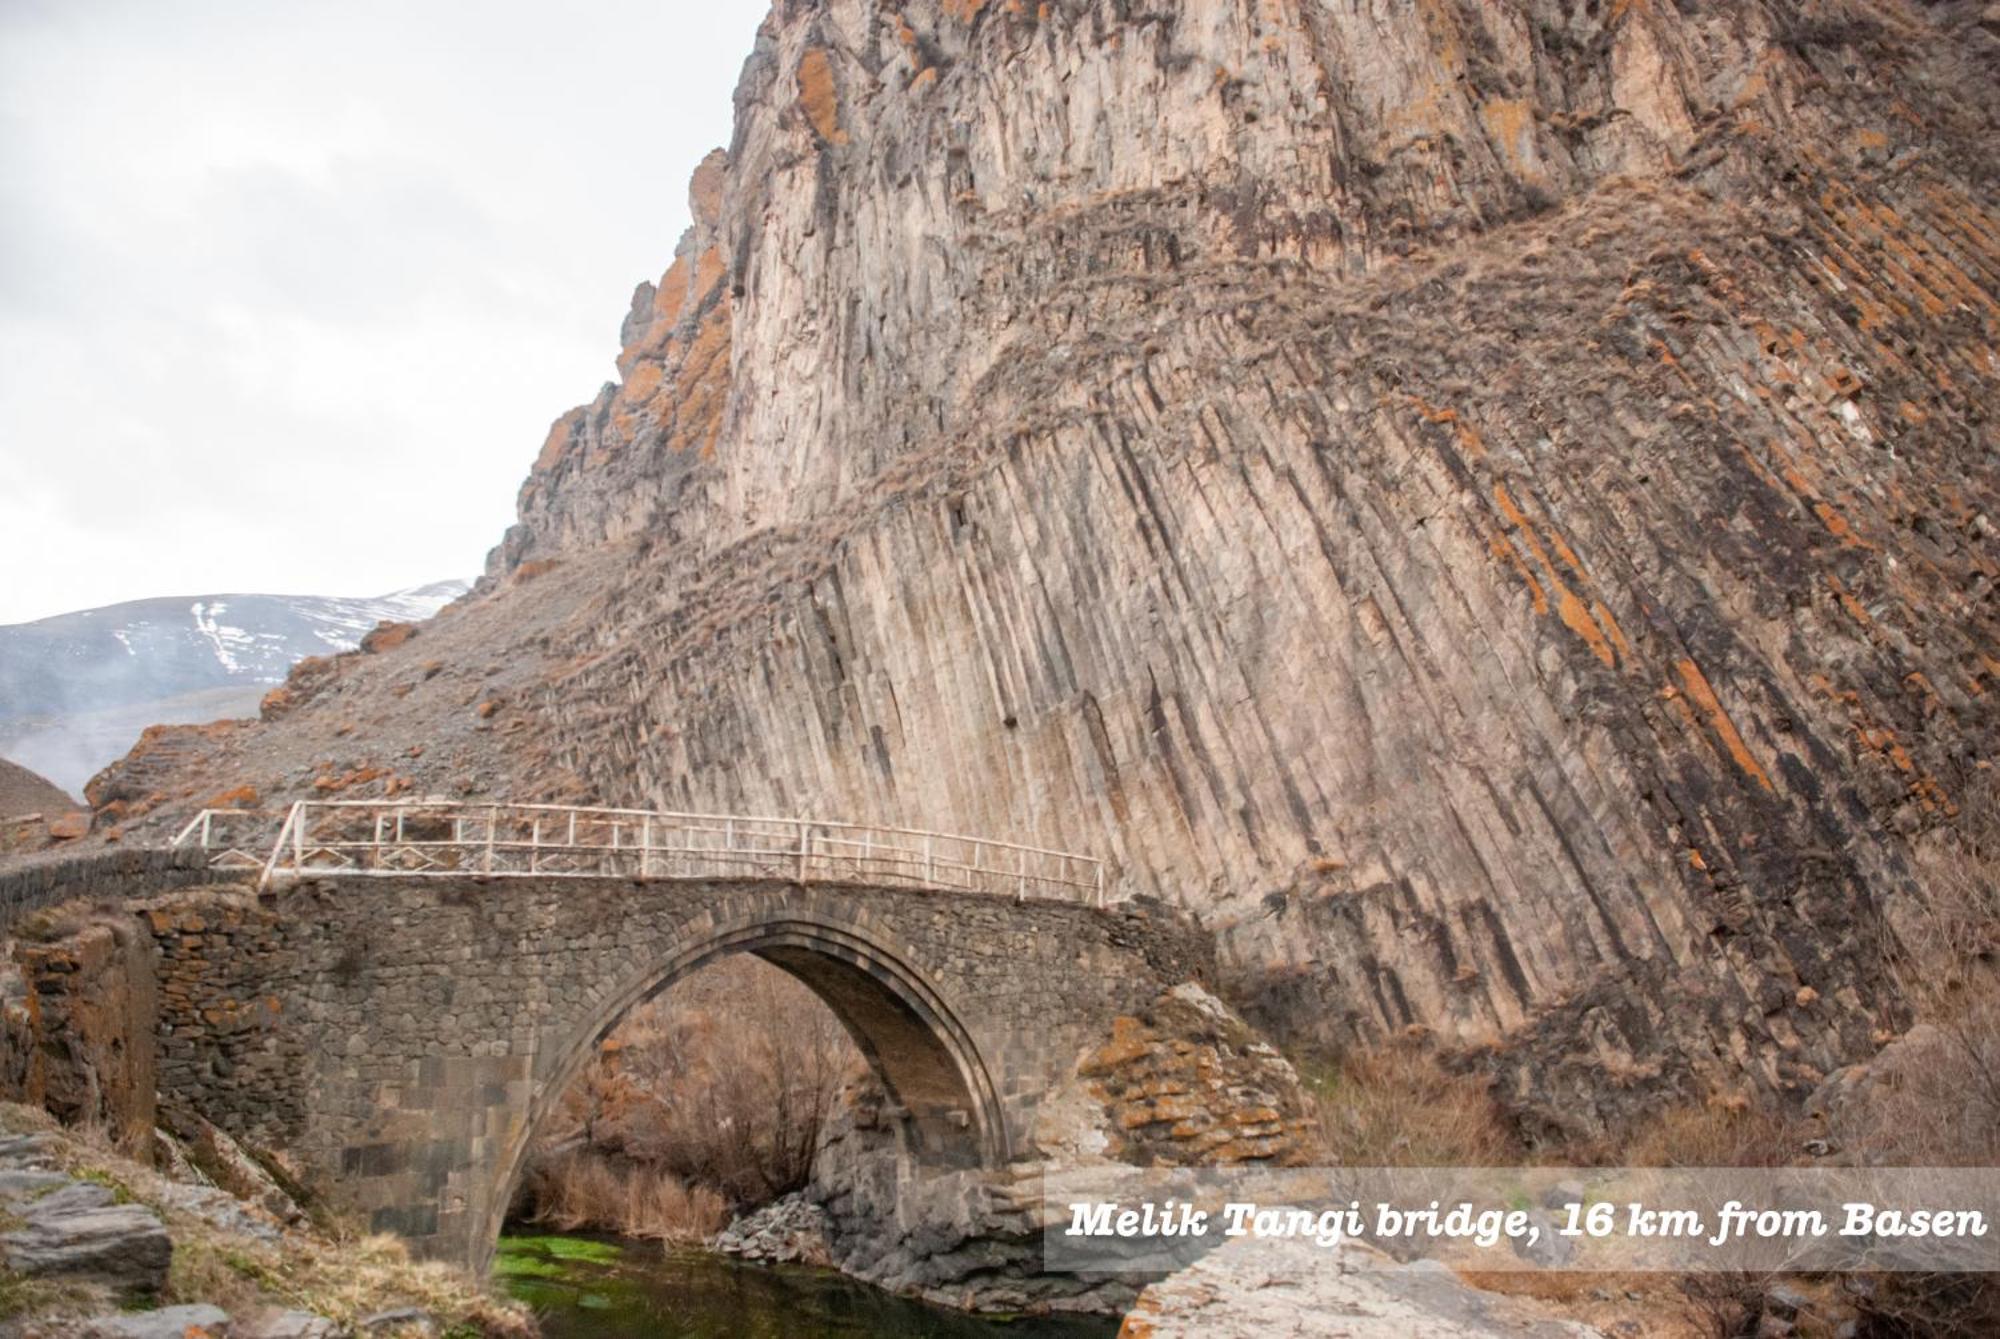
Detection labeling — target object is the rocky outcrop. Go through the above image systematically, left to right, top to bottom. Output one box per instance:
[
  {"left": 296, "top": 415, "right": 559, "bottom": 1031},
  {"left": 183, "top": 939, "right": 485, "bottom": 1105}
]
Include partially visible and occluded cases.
[
  {"left": 89, "top": 0, "right": 2000, "bottom": 1135},
  {"left": 11, "top": 917, "right": 159, "bottom": 1158},
  {"left": 803, "top": 983, "right": 1316, "bottom": 1313},
  {"left": 0, "top": 1106, "right": 528, "bottom": 1337},
  {"left": 0, "top": 1133, "right": 171, "bottom": 1304}
]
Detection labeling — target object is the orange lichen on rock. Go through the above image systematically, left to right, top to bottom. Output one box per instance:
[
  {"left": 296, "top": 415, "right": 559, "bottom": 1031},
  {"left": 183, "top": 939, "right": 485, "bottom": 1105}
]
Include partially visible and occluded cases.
[
  {"left": 942, "top": 0, "right": 991, "bottom": 21},
  {"left": 796, "top": 48, "right": 848, "bottom": 145},
  {"left": 1477, "top": 98, "right": 1539, "bottom": 178},
  {"left": 687, "top": 149, "right": 727, "bottom": 227},
  {"left": 651, "top": 257, "right": 692, "bottom": 329},
  {"left": 669, "top": 300, "right": 734, "bottom": 458},
  {"left": 621, "top": 360, "right": 665, "bottom": 408},
  {"left": 1407, "top": 396, "right": 1487, "bottom": 458},
  {"left": 532, "top": 410, "right": 583, "bottom": 474},
  {"left": 1491, "top": 483, "right": 1621, "bottom": 668},
  {"left": 360, "top": 621, "right": 418, "bottom": 655},
  {"left": 1674, "top": 658, "right": 1775, "bottom": 792},
  {"left": 312, "top": 766, "right": 386, "bottom": 794},
  {"left": 203, "top": 785, "right": 260, "bottom": 810},
  {"left": 47, "top": 812, "right": 90, "bottom": 841},
  {"left": 1077, "top": 989, "right": 1317, "bottom": 1167}
]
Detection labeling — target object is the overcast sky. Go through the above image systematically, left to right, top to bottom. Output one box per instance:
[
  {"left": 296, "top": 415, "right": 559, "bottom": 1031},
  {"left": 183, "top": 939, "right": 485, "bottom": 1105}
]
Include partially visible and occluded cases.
[{"left": 0, "top": 0, "right": 769, "bottom": 625}]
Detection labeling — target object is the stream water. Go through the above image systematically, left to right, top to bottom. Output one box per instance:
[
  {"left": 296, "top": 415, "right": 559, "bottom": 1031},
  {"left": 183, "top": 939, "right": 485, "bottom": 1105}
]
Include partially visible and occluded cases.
[{"left": 497, "top": 1232, "right": 1121, "bottom": 1338}]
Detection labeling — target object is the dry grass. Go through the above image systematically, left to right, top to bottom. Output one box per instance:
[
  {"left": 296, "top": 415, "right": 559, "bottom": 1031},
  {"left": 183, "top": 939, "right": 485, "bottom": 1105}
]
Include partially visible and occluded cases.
[
  {"left": 1304, "top": 1042, "right": 1521, "bottom": 1166},
  {"left": 1603, "top": 1097, "right": 1807, "bottom": 1170},
  {"left": 520, "top": 1149, "right": 728, "bottom": 1243},
  {"left": 165, "top": 1230, "right": 532, "bottom": 1336}
]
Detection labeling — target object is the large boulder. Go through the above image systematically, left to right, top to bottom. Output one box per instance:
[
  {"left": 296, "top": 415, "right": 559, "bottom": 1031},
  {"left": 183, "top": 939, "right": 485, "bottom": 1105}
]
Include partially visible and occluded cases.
[
  {"left": 0, "top": 1131, "right": 171, "bottom": 1303},
  {"left": 0, "top": 1197, "right": 172, "bottom": 1301},
  {"left": 1119, "top": 1236, "right": 1604, "bottom": 1338}
]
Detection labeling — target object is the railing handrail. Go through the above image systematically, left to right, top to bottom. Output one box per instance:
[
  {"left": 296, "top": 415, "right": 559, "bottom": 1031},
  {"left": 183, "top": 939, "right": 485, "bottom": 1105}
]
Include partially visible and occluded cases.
[
  {"left": 261, "top": 798, "right": 1100, "bottom": 865},
  {"left": 172, "top": 800, "right": 1110, "bottom": 906}
]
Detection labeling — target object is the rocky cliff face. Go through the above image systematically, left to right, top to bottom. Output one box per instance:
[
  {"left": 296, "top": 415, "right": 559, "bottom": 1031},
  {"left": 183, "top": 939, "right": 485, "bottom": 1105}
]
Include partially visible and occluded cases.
[{"left": 98, "top": 0, "right": 2000, "bottom": 1135}]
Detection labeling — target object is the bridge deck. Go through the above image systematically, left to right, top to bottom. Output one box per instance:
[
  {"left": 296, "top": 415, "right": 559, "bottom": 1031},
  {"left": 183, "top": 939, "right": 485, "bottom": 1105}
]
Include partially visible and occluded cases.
[{"left": 174, "top": 800, "right": 1107, "bottom": 905}]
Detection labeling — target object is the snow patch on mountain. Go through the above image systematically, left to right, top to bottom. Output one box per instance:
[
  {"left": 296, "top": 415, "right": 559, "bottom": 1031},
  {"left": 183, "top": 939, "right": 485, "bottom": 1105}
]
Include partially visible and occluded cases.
[{"left": 0, "top": 580, "right": 469, "bottom": 794}]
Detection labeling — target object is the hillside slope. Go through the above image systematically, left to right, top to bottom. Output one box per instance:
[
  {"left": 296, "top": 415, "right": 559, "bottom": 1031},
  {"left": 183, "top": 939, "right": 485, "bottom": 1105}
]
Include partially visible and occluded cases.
[
  {"left": 93, "top": 0, "right": 2000, "bottom": 1133},
  {"left": 0, "top": 583, "right": 466, "bottom": 794},
  {"left": 0, "top": 758, "right": 75, "bottom": 819}
]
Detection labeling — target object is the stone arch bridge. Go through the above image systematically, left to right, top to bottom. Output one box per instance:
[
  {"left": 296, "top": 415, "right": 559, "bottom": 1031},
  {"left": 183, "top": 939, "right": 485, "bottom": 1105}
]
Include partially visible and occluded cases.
[{"left": 9, "top": 804, "right": 1212, "bottom": 1270}]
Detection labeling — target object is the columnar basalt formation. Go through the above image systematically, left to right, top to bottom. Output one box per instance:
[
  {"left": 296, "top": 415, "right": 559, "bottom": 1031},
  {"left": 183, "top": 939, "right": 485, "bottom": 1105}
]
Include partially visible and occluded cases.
[{"left": 95, "top": 0, "right": 2000, "bottom": 1134}]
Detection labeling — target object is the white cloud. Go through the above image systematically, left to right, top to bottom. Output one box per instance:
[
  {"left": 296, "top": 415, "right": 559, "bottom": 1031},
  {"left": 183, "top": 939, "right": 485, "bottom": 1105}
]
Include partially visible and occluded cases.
[{"left": 0, "top": 0, "right": 770, "bottom": 622}]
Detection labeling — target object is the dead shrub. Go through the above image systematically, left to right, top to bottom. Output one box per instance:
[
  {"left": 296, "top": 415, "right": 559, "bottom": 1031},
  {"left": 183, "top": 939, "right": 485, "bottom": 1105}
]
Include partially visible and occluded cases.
[
  {"left": 1893, "top": 772, "right": 2000, "bottom": 1012},
  {"left": 521, "top": 955, "right": 864, "bottom": 1228},
  {"left": 1613, "top": 1098, "right": 1806, "bottom": 1170},
  {"left": 1849, "top": 1272, "right": 2000, "bottom": 1338}
]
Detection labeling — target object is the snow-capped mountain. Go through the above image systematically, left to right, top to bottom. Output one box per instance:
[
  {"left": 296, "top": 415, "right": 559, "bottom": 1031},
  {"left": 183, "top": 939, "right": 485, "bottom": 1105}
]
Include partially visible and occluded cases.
[{"left": 0, "top": 581, "right": 468, "bottom": 794}]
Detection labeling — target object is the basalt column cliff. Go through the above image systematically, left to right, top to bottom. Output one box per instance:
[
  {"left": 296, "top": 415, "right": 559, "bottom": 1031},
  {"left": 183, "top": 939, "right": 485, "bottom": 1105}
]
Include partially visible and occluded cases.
[{"left": 98, "top": 0, "right": 2000, "bottom": 1135}]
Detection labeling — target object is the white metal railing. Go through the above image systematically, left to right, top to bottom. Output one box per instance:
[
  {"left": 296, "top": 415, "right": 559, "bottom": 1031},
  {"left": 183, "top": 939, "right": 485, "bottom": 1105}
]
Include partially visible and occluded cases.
[
  {"left": 171, "top": 800, "right": 1107, "bottom": 905},
  {"left": 170, "top": 808, "right": 290, "bottom": 874}
]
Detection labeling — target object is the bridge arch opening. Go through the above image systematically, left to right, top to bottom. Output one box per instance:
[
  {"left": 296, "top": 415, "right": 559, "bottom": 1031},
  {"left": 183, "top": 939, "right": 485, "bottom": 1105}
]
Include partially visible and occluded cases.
[{"left": 484, "top": 915, "right": 1009, "bottom": 1266}]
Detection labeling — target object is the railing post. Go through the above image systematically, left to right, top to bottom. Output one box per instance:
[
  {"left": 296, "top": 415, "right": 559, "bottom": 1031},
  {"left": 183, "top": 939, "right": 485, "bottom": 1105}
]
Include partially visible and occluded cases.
[
  {"left": 260, "top": 801, "right": 302, "bottom": 890},
  {"left": 291, "top": 801, "right": 306, "bottom": 875},
  {"left": 484, "top": 805, "right": 497, "bottom": 875},
  {"left": 201, "top": 810, "right": 213, "bottom": 849},
  {"left": 640, "top": 815, "right": 652, "bottom": 880},
  {"left": 530, "top": 818, "right": 541, "bottom": 875},
  {"left": 797, "top": 820, "right": 809, "bottom": 882},
  {"left": 1017, "top": 846, "right": 1028, "bottom": 902}
]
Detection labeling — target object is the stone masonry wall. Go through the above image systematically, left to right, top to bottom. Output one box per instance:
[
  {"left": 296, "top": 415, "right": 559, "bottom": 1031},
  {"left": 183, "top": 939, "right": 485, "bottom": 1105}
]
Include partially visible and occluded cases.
[
  {"left": 0, "top": 848, "right": 224, "bottom": 932},
  {"left": 139, "top": 874, "right": 1211, "bottom": 1267},
  {"left": 143, "top": 889, "right": 307, "bottom": 1149}
]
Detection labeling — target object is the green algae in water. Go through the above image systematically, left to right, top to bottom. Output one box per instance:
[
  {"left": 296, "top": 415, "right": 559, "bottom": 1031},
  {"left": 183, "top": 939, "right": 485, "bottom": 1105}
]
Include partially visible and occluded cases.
[
  {"left": 497, "top": 1232, "right": 1118, "bottom": 1339},
  {"left": 501, "top": 1235, "right": 627, "bottom": 1264}
]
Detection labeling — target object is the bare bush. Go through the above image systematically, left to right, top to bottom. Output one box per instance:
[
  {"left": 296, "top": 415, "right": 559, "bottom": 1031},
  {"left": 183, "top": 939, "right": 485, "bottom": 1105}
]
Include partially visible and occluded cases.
[
  {"left": 1892, "top": 772, "right": 2000, "bottom": 1009},
  {"left": 518, "top": 955, "right": 864, "bottom": 1236}
]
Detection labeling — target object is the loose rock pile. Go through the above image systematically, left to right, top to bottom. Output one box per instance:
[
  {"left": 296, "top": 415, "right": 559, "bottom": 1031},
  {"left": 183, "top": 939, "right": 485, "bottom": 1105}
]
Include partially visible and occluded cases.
[{"left": 711, "top": 1193, "right": 835, "bottom": 1267}]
